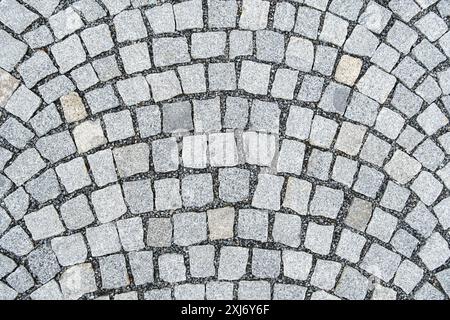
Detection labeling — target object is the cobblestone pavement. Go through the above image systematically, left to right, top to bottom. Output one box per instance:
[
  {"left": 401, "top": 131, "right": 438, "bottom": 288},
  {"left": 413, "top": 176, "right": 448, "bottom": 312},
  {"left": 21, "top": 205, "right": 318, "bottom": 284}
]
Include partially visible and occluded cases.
[{"left": 0, "top": 0, "right": 449, "bottom": 301}]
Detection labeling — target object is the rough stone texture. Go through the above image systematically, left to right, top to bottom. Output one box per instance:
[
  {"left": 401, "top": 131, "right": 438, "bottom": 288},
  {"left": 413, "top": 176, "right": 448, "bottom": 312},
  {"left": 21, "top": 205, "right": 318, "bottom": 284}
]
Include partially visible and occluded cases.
[{"left": 0, "top": 0, "right": 448, "bottom": 301}]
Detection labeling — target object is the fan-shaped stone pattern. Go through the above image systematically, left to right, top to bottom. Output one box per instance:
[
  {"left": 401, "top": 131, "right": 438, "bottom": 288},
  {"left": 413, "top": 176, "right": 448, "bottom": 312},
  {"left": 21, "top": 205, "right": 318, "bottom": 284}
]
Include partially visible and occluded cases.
[{"left": 0, "top": 0, "right": 449, "bottom": 301}]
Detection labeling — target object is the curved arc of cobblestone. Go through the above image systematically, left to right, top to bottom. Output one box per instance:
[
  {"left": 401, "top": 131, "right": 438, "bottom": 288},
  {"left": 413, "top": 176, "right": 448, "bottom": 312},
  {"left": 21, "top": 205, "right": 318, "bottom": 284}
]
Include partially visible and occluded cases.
[{"left": 0, "top": 0, "right": 449, "bottom": 301}]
